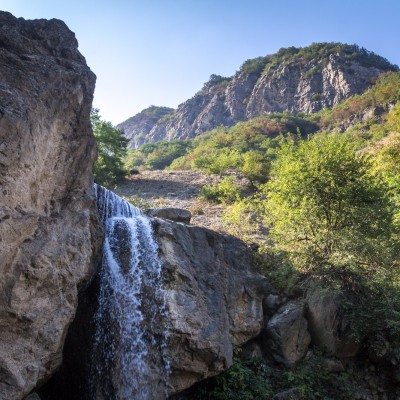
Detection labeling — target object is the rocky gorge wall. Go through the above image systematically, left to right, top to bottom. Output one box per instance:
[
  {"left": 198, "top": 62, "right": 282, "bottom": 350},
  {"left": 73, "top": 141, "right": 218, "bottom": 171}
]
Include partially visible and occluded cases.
[{"left": 0, "top": 12, "right": 101, "bottom": 400}]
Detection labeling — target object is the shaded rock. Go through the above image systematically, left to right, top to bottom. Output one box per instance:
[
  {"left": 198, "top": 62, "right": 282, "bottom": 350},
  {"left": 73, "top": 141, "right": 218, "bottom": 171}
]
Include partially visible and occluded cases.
[
  {"left": 0, "top": 11, "right": 100, "bottom": 400},
  {"left": 149, "top": 207, "right": 192, "bottom": 224},
  {"left": 153, "top": 219, "right": 272, "bottom": 395},
  {"left": 306, "top": 290, "right": 361, "bottom": 357},
  {"left": 263, "top": 293, "right": 286, "bottom": 316},
  {"left": 262, "top": 301, "right": 311, "bottom": 367},
  {"left": 239, "top": 340, "right": 263, "bottom": 361},
  {"left": 322, "top": 358, "right": 345, "bottom": 373},
  {"left": 273, "top": 388, "right": 302, "bottom": 400},
  {"left": 23, "top": 394, "right": 41, "bottom": 400}
]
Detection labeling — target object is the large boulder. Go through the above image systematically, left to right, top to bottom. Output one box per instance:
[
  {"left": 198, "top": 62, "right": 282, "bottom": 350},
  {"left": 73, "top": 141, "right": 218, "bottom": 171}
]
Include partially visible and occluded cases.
[
  {"left": 0, "top": 12, "right": 100, "bottom": 400},
  {"left": 149, "top": 207, "right": 192, "bottom": 224},
  {"left": 153, "top": 219, "right": 272, "bottom": 395},
  {"left": 306, "top": 290, "right": 360, "bottom": 357},
  {"left": 262, "top": 301, "right": 311, "bottom": 367}
]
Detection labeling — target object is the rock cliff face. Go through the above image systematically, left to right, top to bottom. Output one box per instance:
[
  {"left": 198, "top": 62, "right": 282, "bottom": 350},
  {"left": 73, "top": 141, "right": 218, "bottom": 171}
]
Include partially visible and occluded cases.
[
  {"left": 0, "top": 12, "right": 100, "bottom": 400},
  {"left": 120, "top": 44, "right": 398, "bottom": 146},
  {"left": 154, "top": 219, "right": 271, "bottom": 394}
]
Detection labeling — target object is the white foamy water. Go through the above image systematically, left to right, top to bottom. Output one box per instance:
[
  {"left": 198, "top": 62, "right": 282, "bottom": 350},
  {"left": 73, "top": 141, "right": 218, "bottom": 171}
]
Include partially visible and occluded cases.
[{"left": 92, "top": 184, "right": 169, "bottom": 400}]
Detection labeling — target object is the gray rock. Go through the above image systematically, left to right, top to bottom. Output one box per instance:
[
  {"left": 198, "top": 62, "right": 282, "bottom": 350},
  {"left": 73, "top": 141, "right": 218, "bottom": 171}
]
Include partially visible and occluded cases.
[
  {"left": 0, "top": 11, "right": 101, "bottom": 400},
  {"left": 149, "top": 207, "right": 192, "bottom": 224},
  {"left": 153, "top": 219, "right": 272, "bottom": 395},
  {"left": 306, "top": 290, "right": 361, "bottom": 357},
  {"left": 262, "top": 301, "right": 311, "bottom": 367},
  {"left": 239, "top": 340, "right": 263, "bottom": 361},
  {"left": 273, "top": 388, "right": 302, "bottom": 400}
]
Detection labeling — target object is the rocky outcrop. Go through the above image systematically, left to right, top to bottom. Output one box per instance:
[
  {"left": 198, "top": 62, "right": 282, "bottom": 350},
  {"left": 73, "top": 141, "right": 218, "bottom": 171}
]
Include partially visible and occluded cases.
[
  {"left": 0, "top": 12, "right": 100, "bottom": 400},
  {"left": 120, "top": 44, "right": 398, "bottom": 146},
  {"left": 116, "top": 105, "right": 174, "bottom": 148},
  {"left": 149, "top": 207, "right": 192, "bottom": 224},
  {"left": 154, "top": 219, "right": 272, "bottom": 395},
  {"left": 262, "top": 301, "right": 311, "bottom": 367}
]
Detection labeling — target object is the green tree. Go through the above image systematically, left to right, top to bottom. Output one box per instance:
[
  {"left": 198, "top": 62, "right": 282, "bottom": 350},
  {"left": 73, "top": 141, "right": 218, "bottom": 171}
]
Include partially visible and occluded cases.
[
  {"left": 92, "top": 108, "right": 128, "bottom": 187},
  {"left": 261, "top": 133, "right": 395, "bottom": 275},
  {"left": 240, "top": 150, "right": 270, "bottom": 188}
]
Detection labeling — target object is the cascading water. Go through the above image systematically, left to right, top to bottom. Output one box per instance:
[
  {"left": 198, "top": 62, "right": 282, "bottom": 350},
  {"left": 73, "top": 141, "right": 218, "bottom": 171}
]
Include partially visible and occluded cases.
[{"left": 91, "top": 184, "right": 169, "bottom": 400}]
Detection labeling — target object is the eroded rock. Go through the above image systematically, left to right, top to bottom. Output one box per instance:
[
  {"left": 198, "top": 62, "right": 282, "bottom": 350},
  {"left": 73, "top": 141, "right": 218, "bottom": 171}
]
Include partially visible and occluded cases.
[
  {"left": 0, "top": 12, "right": 100, "bottom": 400},
  {"left": 149, "top": 207, "right": 192, "bottom": 224},
  {"left": 153, "top": 219, "right": 272, "bottom": 395},
  {"left": 262, "top": 301, "right": 311, "bottom": 367}
]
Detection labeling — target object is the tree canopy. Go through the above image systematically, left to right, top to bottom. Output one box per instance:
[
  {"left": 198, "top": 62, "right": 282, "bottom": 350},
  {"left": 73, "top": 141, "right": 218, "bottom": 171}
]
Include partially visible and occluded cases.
[{"left": 92, "top": 108, "right": 128, "bottom": 187}]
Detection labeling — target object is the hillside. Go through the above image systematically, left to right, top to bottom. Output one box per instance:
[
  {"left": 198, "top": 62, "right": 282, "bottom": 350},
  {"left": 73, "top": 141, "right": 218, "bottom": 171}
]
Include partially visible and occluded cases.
[
  {"left": 119, "top": 43, "right": 398, "bottom": 147},
  {"left": 124, "top": 71, "right": 400, "bottom": 173},
  {"left": 116, "top": 105, "right": 174, "bottom": 148}
]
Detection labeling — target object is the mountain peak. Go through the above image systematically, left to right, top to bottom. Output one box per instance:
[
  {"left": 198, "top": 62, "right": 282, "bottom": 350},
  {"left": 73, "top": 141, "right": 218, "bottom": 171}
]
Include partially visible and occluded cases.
[{"left": 120, "top": 43, "right": 398, "bottom": 147}]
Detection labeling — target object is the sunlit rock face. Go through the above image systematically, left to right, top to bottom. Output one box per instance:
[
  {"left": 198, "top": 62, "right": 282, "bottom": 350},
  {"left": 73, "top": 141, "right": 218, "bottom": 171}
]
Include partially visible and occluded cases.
[
  {"left": 0, "top": 11, "right": 100, "bottom": 400},
  {"left": 120, "top": 47, "right": 397, "bottom": 146},
  {"left": 154, "top": 219, "right": 272, "bottom": 395}
]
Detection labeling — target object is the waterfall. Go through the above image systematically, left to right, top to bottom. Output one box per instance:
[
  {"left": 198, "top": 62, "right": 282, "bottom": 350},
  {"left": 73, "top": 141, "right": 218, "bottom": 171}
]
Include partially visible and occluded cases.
[{"left": 91, "top": 184, "right": 169, "bottom": 400}]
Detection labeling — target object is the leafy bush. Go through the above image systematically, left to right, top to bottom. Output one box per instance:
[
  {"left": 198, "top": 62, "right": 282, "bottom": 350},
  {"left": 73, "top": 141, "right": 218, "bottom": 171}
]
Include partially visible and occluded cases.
[
  {"left": 239, "top": 56, "right": 269, "bottom": 76},
  {"left": 262, "top": 133, "right": 395, "bottom": 272},
  {"left": 125, "top": 140, "right": 191, "bottom": 171},
  {"left": 193, "top": 148, "right": 241, "bottom": 175},
  {"left": 240, "top": 150, "right": 270, "bottom": 187},
  {"left": 200, "top": 177, "right": 242, "bottom": 204},
  {"left": 172, "top": 353, "right": 355, "bottom": 400}
]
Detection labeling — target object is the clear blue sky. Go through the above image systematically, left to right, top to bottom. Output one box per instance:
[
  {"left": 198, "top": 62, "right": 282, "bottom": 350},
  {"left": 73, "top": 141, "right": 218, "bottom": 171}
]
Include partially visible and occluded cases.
[{"left": 1, "top": 0, "right": 399, "bottom": 125}]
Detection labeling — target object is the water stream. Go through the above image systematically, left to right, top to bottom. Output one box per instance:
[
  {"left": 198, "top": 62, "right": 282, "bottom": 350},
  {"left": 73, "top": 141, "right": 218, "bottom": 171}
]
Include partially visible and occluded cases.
[{"left": 91, "top": 184, "right": 169, "bottom": 399}]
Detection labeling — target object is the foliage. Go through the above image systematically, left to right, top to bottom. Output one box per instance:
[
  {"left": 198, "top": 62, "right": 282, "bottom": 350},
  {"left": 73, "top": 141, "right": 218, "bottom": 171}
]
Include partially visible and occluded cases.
[
  {"left": 263, "top": 43, "right": 398, "bottom": 74},
  {"left": 239, "top": 56, "right": 269, "bottom": 76},
  {"left": 202, "top": 74, "right": 232, "bottom": 91},
  {"left": 92, "top": 108, "right": 128, "bottom": 187},
  {"left": 372, "top": 130, "right": 400, "bottom": 226},
  {"left": 262, "top": 133, "right": 395, "bottom": 275},
  {"left": 125, "top": 140, "right": 191, "bottom": 171},
  {"left": 193, "top": 148, "right": 242, "bottom": 175},
  {"left": 241, "top": 150, "right": 270, "bottom": 187},
  {"left": 200, "top": 177, "right": 242, "bottom": 204},
  {"left": 222, "top": 200, "right": 255, "bottom": 240},
  {"left": 173, "top": 353, "right": 355, "bottom": 400}
]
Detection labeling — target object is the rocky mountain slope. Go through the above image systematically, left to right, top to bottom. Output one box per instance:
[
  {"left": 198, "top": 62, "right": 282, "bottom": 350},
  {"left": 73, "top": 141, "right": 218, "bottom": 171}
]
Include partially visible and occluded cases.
[
  {"left": 118, "top": 43, "right": 398, "bottom": 147},
  {"left": 117, "top": 105, "right": 174, "bottom": 148}
]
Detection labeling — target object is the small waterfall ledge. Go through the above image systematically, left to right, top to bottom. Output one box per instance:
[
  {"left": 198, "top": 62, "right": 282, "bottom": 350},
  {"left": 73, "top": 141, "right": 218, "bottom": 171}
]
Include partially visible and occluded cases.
[{"left": 91, "top": 184, "right": 170, "bottom": 400}]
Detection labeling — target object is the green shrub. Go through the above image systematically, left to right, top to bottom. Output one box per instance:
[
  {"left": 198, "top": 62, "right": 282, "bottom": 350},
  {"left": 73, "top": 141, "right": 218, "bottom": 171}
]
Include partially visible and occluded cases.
[
  {"left": 193, "top": 149, "right": 241, "bottom": 175},
  {"left": 200, "top": 177, "right": 242, "bottom": 204},
  {"left": 173, "top": 352, "right": 355, "bottom": 400}
]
